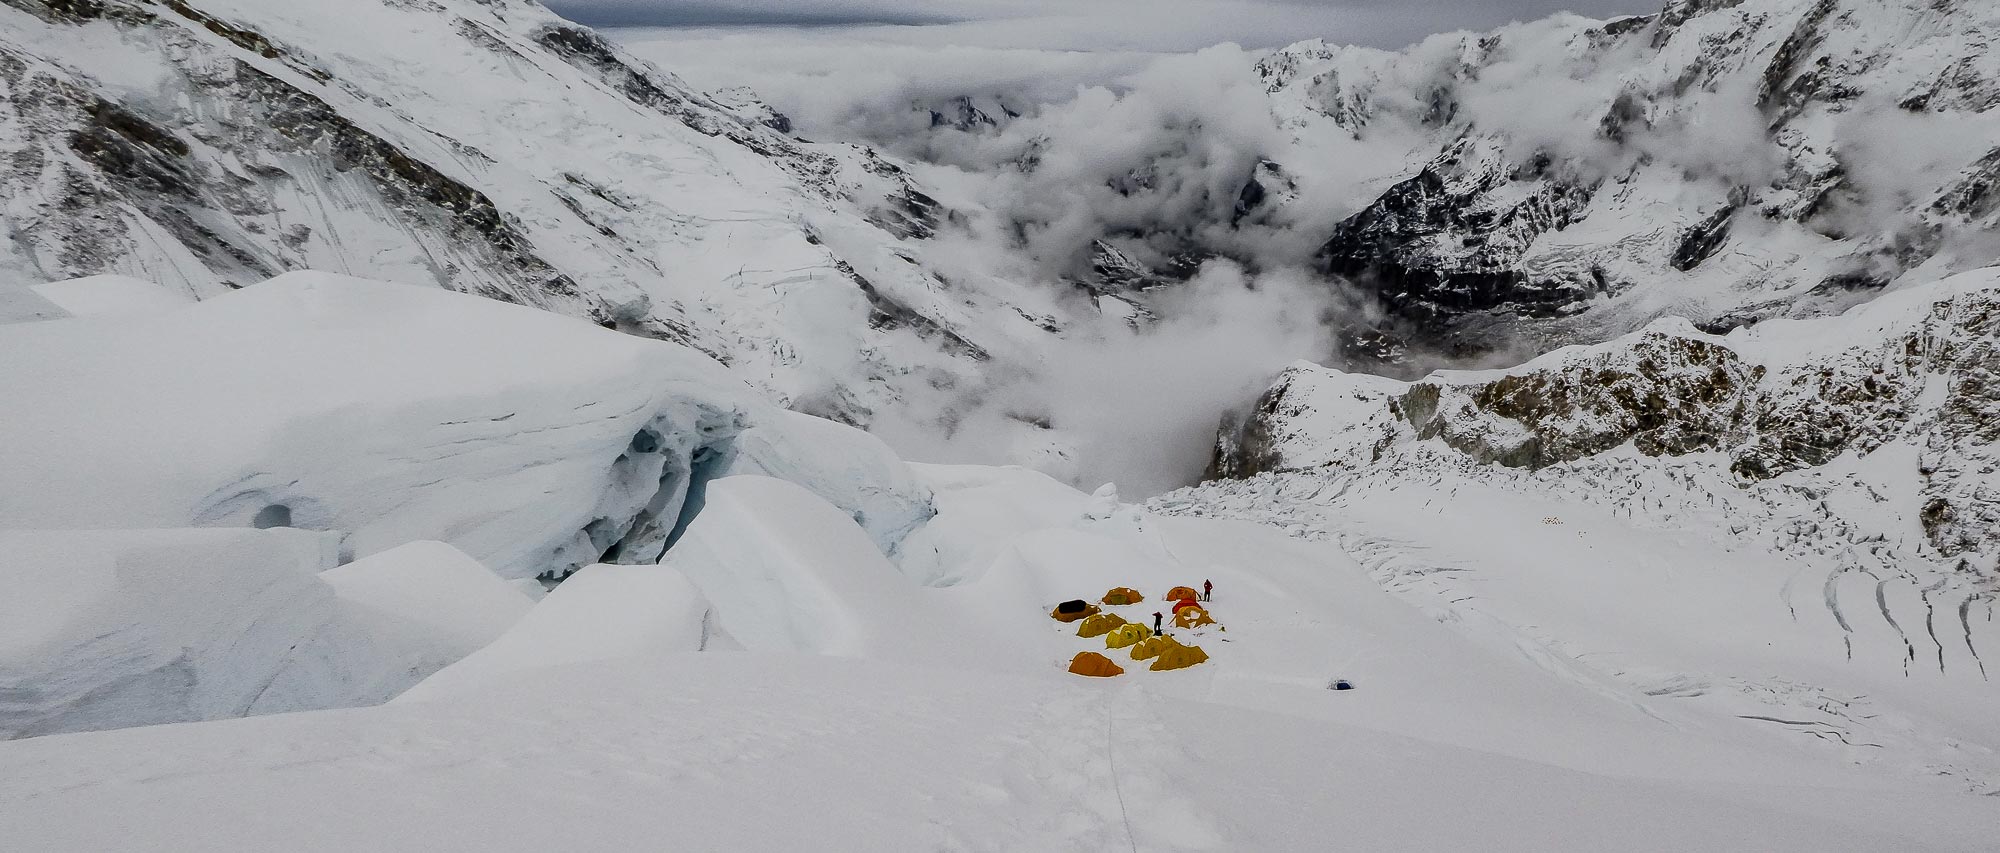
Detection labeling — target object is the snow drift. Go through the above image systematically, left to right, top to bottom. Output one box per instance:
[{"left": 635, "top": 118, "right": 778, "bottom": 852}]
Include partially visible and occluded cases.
[
  {"left": 0, "top": 528, "right": 566, "bottom": 739},
  {"left": 397, "top": 563, "right": 720, "bottom": 703}
]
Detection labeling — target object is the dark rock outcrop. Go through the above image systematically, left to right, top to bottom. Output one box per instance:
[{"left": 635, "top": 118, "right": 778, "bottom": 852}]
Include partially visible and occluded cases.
[{"left": 1318, "top": 141, "right": 1598, "bottom": 328}]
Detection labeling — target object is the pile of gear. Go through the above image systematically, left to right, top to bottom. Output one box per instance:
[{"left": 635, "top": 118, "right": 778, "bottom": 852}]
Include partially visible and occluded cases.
[{"left": 1053, "top": 584, "right": 1219, "bottom": 677}]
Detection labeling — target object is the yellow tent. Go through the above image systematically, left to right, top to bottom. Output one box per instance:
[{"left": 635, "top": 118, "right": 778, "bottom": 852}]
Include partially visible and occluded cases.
[
  {"left": 1165, "top": 585, "right": 1200, "bottom": 602},
  {"left": 1101, "top": 587, "right": 1144, "bottom": 606},
  {"left": 1050, "top": 600, "right": 1100, "bottom": 623},
  {"left": 1173, "top": 607, "right": 1217, "bottom": 629},
  {"left": 1076, "top": 612, "right": 1127, "bottom": 638},
  {"left": 1104, "top": 622, "right": 1154, "bottom": 649},
  {"left": 1128, "top": 635, "right": 1177, "bottom": 661},
  {"left": 1150, "top": 643, "right": 1209, "bottom": 671},
  {"left": 1068, "top": 651, "right": 1124, "bottom": 677}
]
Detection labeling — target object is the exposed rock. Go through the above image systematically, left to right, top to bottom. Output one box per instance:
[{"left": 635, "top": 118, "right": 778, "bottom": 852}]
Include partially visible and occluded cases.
[
  {"left": 1319, "top": 139, "right": 1598, "bottom": 328},
  {"left": 1671, "top": 203, "right": 1739, "bottom": 271},
  {"left": 1209, "top": 268, "right": 2000, "bottom": 557}
]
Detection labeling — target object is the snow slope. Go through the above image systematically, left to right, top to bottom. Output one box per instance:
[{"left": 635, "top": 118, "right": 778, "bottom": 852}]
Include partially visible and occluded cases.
[
  {"left": 0, "top": 0, "right": 1045, "bottom": 430},
  {"left": 1183, "top": 265, "right": 2000, "bottom": 792},
  {"left": 28, "top": 274, "right": 191, "bottom": 317},
  {"left": 0, "top": 327, "right": 1995, "bottom": 841},
  {"left": 4, "top": 480, "right": 1996, "bottom": 849},
  {"left": 320, "top": 540, "right": 536, "bottom": 671},
  {"left": 396, "top": 563, "right": 719, "bottom": 703}
]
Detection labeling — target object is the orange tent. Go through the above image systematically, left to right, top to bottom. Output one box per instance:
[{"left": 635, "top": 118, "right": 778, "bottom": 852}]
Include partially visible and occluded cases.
[
  {"left": 1165, "top": 585, "right": 1200, "bottom": 601},
  {"left": 1101, "top": 587, "right": 1144, "bottom": 606},
  {"left": 1172, "top": 598, "right": 1202, "bottom": 614},
  {"left": 1051, "top": 600, "right": 1100, "bottom": 623},
  {"left": 1173, "top": 607, "right": 1217, "bottom": 629},
  {"left": 1076, "top": 612, "right": 1127, "bottom": 638},
  {"left": 1149, "top": 643, "right": 1209, "bottom": 672},
  {"left": 1068, "top": 651, "right": 1125, "bottom": 677}
]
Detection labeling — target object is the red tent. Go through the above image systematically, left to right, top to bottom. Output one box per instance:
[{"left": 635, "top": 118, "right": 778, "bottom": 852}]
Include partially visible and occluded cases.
[{"left": 1172, "top": 598, "right": 1201, "bottom": 613}]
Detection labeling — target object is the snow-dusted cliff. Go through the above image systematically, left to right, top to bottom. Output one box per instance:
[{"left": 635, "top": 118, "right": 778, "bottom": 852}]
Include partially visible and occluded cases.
[
  {"left": 0, "top": 0, "right": 1040, "bottom": 427},
  {"left": 1259, "top": 0, "right": 2000, "bottom": 361}
]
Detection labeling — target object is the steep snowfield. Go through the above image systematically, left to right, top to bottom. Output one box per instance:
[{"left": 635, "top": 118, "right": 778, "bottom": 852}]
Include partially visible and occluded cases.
[
  {"left": 0, "top": 0, "right": 1045, "bottom": 429},
  {"left": 1183, "top": 265, "right": 2000, "bottom": 793}
]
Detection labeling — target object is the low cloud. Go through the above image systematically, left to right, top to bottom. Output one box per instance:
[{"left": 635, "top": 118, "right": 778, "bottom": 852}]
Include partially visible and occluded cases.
[
  {"left": 561, "top": 0, "right": 1662, "bottom": 51},
  {"left": 598, "top": 0, "right": 1671, "bottom": 494},
  {"left": 870, "top": 260, "right": 1348, "bottom": 496}
]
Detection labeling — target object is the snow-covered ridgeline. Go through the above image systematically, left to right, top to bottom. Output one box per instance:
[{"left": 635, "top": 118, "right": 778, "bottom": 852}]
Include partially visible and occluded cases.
[
  {"left": 0, "top": 0, "right": 1021, "bottom": 427},
  {"left": 1265, "top": 0, "right": 2000, "bottom": 355}
]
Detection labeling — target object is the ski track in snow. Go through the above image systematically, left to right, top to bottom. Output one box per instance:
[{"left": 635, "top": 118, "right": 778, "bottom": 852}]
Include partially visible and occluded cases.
[{"left": 1153, "top": 455, "right": 2000, "bottom": 795}]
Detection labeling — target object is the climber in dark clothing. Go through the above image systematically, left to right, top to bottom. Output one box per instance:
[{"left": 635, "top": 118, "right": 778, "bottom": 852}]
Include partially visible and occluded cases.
[
  {"left": 1203, "top": 579, "right": 1212, "bottom": 602},
  {"left": 1153, "top": 611, "right": 1164, "bottom": 633}
]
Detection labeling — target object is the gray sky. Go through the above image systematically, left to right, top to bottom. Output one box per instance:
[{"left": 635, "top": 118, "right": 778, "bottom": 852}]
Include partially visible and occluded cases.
[{"left": 548, "top": 0, "right": 1665, "bottom": 50}]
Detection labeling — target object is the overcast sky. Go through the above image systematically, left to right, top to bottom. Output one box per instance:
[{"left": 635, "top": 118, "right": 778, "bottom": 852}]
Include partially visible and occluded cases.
[{"left": 548, "top": 0, "right": 1664, "bottom": 50}]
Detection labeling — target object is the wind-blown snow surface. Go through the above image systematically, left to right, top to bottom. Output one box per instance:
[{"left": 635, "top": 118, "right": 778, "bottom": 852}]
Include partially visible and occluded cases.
[
  {"left": 3, "top": 272, "right": 1995, "bottom": 845},
  {"left": 3, "top": 464, "right": 1997, "bottom": 849}
]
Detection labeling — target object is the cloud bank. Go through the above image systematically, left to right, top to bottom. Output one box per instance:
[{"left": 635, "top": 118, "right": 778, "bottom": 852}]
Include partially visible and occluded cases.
[
  {"left": 556, "top": 0, "right": 1662, "bottom": 51},
  {"left": 596, "top": 1, "right": 1669, "bottom": 495}
]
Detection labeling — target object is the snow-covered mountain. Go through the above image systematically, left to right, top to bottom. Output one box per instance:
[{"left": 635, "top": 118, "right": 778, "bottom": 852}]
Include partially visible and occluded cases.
[
  {"left": 0, "top": 0, "right": 1046, "bottom": 427},
  {"left": 738, "top": 0, "right": 1997, "bottom": 375},
  {"left": 1255, "top": 0, "right": 2000, "bottom": 363}
]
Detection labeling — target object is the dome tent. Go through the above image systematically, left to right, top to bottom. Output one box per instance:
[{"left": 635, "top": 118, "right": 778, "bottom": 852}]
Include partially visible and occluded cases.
[
  {"left": 1165, "top": 585, "right": 1199, "bottom": 601},
  {"left": 1101, "top": 587, "right": 1143, "bottom": 606},
  {"left": 1172, "top": 598, "right": 1202, "bottom": 614},
  {"left": 1051, "top": 600, "right": 1099, "bottom": 622},
  {"left": 1174, "top": 607, "right": 1216, "bottom": 629},
  {"left": 1076, "top": 612, "right": 1127, "bottom": 638},
  {"left": 1104, "top": 622, "right": 1153, "bottom": 649},
  {"left": 1128, "top": 634, "right": 1177, "bottom": 661},
  {"left": 1150, "top": 643, "right": 1209, "bottom": 671},
  {"left": 1068, "top": 651, "right": 1124, "bottom": 677}
]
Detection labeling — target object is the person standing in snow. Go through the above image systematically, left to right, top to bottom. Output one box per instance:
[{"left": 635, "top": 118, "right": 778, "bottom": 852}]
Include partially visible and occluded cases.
[
  {"left": 1203, "top": 579, "right": 1212, "bottom": 602},
  {"left": 1153, "top": 611, "right": 1163, "bottom": 633}
]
